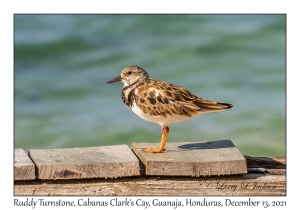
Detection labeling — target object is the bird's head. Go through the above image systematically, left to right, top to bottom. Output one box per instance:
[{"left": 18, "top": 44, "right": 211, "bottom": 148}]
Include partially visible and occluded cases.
[{"left": 107, "top": 65, "right": 149, "bottom": 87}]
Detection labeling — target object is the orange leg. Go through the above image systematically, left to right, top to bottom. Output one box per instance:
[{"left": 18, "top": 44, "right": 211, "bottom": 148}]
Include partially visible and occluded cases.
[{"left": 144, "top": 126, "right": 170, "bottom": 153}]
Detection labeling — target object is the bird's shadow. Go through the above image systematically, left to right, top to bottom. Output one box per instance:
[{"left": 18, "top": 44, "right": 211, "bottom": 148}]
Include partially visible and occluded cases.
[{"left": 176, "top": 139, "right": 235, "bottom": 151}]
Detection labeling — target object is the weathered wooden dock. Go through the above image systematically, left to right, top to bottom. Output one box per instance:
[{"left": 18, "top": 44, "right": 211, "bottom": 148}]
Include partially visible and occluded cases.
[{"left": 14, "top": 140, "right": 286, "bottom": 196}]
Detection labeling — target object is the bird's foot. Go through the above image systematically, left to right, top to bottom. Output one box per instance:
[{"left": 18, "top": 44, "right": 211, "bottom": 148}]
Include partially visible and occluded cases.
[{"left": 143, "top": 147, "right": 165, "bottom": 153}]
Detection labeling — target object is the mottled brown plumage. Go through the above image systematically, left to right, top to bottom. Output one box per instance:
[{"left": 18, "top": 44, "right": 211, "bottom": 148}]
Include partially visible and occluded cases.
[
  {"left": 107, "top": 65, "right": 232, "bottom": 153},
  {"left": 134, "top": 78, "right": 232, "bottom": 118}
]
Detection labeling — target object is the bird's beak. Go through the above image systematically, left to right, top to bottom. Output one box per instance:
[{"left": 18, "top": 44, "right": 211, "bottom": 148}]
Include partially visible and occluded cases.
[{"left": 107, "top": 75, "right": 122, "bottom": 83}]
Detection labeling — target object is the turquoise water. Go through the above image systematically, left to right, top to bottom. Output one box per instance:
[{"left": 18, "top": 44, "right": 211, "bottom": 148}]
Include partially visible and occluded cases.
[{"left": 14, "top": 14, "right": 286, "bottom": 156}]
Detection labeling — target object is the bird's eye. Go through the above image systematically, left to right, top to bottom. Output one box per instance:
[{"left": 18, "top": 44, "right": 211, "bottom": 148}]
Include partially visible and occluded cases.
[{"left": 127, "top": 71, "right": 132, "bottom": 75}]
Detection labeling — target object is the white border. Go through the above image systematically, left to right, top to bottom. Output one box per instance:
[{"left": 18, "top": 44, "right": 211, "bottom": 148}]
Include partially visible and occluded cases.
[{"left": 2, "top": 0, "right": 298, "bottom": 208}]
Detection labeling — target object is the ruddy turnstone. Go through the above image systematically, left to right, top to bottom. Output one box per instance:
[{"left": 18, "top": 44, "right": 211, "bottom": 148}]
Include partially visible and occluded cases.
[{"left": 107, "top": 65, "right": 232, "bottom": 153}]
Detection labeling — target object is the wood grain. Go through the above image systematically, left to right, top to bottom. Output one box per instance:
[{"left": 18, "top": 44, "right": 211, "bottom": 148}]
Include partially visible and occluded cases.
[
  {"left": 132, "top": 140, "right": 247, "bottom": 176},
  {"left": 28, "top": 145, "right": 140, "bottom": 179},
  {"left": 14, "top": 148, "right": 35, "bottom": 180},
  {"left": 14, "top": 156, "right": 286, "bottom": 196},
  {"left": 245, "top": 156, "right": 286, "bottom": 169},
  {"left": 14, "top": 173, "right": 286, "bottom": 196}
]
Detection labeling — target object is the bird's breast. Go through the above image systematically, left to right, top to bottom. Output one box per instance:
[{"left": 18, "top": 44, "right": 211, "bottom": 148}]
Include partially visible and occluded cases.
[{"left": 121, "top": 86, "right": 136, "bottom": 108}]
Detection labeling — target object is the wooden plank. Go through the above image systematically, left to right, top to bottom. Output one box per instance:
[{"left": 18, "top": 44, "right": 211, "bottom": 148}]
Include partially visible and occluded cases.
[
  {"left": 132, "top": 140, "right": 247, "bottom": 176},
  {"left": 28, "top": 145, "right": 140, "bottom": 180},
  {"left": 14, "top": 148, "right": 35, "bottom": 180},
  {"left": 14, "top": 156, "right": 286, "bottom": 196},
  {"left": 245, "top": 156, "right": 286, "bottom": 169},
  {"left": 14, "top": 173, "right": 286, "bottom": 196}
]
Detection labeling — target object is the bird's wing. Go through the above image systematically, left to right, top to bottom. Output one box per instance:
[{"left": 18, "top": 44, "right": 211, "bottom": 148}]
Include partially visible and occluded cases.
[
  {"left": 135, "top": 79, "right": 207, "bottom": 118},
  {"left": 135, "top": 79, "right": 232, "bottom": 118}
]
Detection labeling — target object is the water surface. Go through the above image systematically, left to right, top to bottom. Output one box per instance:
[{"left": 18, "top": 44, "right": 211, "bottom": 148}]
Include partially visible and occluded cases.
[{"left": 14, "top": 15, "right": 286, "bottom": 156}]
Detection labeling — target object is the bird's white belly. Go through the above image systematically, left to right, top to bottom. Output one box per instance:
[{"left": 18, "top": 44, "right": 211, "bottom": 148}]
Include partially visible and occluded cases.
[{"left": 130, "top": 101, "right": 201, "bottom": 128}]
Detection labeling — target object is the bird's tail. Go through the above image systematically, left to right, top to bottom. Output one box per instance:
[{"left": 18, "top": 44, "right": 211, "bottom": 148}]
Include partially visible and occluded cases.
[
  {"left": 193, "top": 98, "right": 233, "bottom": 112},
  {"left": 216, "top": 102, "right": 233, "bottom": 109}
]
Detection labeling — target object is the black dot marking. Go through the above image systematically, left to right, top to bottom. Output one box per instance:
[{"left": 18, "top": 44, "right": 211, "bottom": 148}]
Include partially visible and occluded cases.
[{"left": 147, "top": 97, "right": 156, "bottom": 105}]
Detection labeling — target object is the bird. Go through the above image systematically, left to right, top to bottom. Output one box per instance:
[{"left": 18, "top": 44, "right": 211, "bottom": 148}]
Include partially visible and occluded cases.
[{"left": 107, "top": 65, "right": 232, "bottom": 153}]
